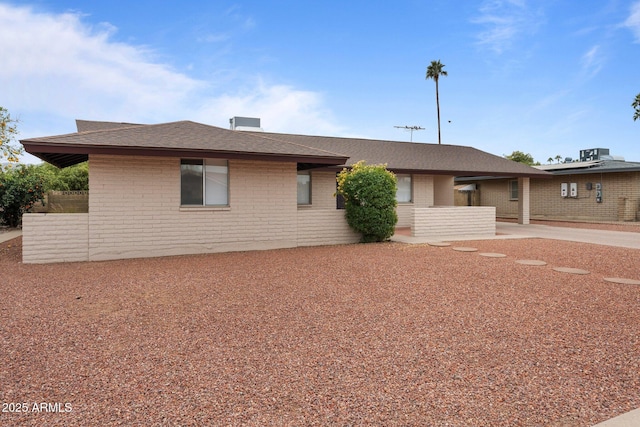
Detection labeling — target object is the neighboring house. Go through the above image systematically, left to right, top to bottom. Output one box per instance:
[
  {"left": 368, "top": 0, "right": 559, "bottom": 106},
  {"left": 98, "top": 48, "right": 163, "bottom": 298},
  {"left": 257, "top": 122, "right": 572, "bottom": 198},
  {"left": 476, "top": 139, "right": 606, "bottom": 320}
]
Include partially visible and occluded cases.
[
  {"left": 20, "top": 118, "right": 549, "bottom": 263},
  {"left": 455, "top": 149, "right": 640, "bottom": 222}
]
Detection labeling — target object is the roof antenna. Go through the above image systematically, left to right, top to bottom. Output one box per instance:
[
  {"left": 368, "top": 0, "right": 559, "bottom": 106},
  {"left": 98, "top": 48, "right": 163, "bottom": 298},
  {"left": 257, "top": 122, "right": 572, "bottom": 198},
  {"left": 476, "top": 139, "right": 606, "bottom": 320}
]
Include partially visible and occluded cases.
[{"left": 394, "top": 125, "right": 424, "bottom": 142}]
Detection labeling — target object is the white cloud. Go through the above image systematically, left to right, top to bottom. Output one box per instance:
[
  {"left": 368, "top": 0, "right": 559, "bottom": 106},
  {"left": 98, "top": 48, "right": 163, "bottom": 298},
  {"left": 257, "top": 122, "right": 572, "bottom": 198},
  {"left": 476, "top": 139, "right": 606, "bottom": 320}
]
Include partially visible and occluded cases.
[
  {"left": 472, "top": 0, "right": 541, "bottom": 54},
  {"left": 623, "top": 1, "right": 640, "bottom": 42},
  {"left": 0, "top": 3, "right": 343, "bottom": 137},
  {"left": 580, "top": 45, "right": 604, "bottom": 79},
  {"left": 193, "top": 80, "right": 345, "bottom": 135}
]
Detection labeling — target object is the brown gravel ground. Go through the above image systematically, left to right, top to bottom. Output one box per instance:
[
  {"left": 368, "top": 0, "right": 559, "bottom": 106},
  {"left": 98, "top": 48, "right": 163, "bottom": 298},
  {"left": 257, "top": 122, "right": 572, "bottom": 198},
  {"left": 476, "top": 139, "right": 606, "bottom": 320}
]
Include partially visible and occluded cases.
[{"left": 1, "top": 235, "right": 639, "bottom": 426}]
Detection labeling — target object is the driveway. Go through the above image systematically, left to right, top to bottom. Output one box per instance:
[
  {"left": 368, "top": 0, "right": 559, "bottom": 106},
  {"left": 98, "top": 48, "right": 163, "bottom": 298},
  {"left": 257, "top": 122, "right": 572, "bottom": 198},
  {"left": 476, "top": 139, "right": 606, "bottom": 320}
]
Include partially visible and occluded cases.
[{"left": 496, "top": 222, "right": 640, "bottom": 249}]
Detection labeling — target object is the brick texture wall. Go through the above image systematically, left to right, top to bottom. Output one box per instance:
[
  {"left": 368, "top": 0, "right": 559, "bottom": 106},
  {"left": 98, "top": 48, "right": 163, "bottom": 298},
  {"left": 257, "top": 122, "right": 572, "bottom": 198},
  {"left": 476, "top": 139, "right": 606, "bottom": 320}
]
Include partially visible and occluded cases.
[
  {"left": 88, "top": 155, "right": 299, "bottom": 261},
  {"left": 463, "top": 172, "right": 640, "bottom": 221},
  {"left": 413, "top": 207, "right": 496, "bottom": 238},
  {"left": 22, "top": 213, "right": 89, "bottom": 263}
]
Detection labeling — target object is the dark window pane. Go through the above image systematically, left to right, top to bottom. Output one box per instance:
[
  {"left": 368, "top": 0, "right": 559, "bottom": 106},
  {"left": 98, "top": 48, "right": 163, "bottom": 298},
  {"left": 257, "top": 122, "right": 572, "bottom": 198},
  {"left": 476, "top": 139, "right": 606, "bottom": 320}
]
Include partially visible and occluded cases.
[{"left": 181, "top": 160, "right": 203, "bottom": 205}]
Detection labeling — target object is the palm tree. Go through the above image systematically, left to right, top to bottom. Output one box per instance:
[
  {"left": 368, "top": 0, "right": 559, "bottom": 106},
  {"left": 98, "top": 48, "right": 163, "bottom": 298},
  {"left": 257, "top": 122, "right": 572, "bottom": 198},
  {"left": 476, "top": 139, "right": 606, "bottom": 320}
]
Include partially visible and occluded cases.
[
  {"left": 425, "top": 60, "right": 448, "bottom": 144},
  {"left": 633, "top": 93, "right": 640, "bottom": 121},
  {"left": 555, "top": 155, "right": 562, "bottom": 164},
  {"left": 547, "top": 157, "right": 554, "bottom": 164}
]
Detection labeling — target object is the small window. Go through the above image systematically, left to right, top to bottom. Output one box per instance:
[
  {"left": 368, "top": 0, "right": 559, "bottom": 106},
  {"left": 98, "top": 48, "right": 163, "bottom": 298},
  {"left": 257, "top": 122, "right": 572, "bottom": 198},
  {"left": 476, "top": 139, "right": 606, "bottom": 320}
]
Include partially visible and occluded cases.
[
  {"left": 181, "top": 159, "right": 228, "bottom": 206},
  {"left": 297, "top": 171, "right": 311, "bottom": 205},
  {"left": 396, "top": 174, "right": 412, "bottom": 203},
  {"left": 336, "top": 176, "right": 345, "bottom": 209},
  {"left": 509, "top": 180, "right": 518, "bottom": 200}
]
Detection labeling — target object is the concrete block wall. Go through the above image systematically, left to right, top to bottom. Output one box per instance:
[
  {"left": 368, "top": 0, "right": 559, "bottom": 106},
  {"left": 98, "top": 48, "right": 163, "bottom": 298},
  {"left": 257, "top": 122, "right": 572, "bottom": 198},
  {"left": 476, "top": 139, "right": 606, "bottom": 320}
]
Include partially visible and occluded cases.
[
  {"left": 88, "top": 155, "right": 298, "bottom": 261},
  {"left": 308, "top": 170, "right": 339, "bottom": 209},
  {"left": 467, "top": 172, "right": 640, "bottom": 222},
  {"left": 530, "top": 173, "right": 640, "bottom": 221},
  {"left": 396, "top": 174, "right": 435, "bottom": 227},
  {"left": 413, "top": 207, "right": 496, "bottom": 238},
  {"left": 297, "top": 209, "right": 360, "bottom": 246},
  {"left": 22, "top": 213, "right": 89, "bottom": 263}
]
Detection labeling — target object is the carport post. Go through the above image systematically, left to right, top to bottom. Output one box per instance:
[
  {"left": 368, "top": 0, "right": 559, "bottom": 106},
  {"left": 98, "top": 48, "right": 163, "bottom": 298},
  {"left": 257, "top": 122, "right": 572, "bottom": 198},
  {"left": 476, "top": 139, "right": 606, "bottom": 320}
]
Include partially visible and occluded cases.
[{"left": 518, "top": 177, "right": 530, "bottom": 225}]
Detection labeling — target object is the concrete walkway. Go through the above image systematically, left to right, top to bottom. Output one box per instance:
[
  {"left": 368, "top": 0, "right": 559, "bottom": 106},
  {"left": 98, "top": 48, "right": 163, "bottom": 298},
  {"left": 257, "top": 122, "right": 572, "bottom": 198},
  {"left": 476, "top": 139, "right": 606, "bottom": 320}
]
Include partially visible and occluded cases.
[
  {"left": 392, "top": 222, "right": 640, "bottom": 249},
  {"left": 496, "top": 222, "right": 640, "bottom": 249},
  {"left": 0, "top": 229, "right": 21, "bottom": 244}
]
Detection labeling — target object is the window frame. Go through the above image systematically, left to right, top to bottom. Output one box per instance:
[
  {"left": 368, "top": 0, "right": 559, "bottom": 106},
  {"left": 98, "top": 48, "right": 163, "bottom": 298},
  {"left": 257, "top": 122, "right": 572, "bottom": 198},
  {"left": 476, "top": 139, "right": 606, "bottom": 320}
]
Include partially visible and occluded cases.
[
  {"left": 180, "top": 158, "right": 229, "bottom": 207},
  {"left": 297, "top": 170, "right": 312, "bottom": 205},
  {"left": 396, "top": 173, "right": 413, "bottom": 203},
  {"left": 509, "top": 179, "right": 519, "bottom": 201}
]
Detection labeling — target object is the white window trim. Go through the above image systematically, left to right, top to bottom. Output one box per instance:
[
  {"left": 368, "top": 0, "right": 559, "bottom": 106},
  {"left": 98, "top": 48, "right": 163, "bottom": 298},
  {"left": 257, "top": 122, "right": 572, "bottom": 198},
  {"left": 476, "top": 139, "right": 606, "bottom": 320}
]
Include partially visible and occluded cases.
[{"left": 396, "top": 174, "right": 413, "bottom": 203}]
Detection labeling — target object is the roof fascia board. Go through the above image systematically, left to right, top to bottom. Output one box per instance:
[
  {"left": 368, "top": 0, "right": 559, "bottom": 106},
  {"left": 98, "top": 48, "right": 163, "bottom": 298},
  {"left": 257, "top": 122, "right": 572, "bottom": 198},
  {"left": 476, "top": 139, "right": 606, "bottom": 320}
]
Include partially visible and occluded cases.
[{"left": 22, "top": 142, "right": 349, "bottom": 166}]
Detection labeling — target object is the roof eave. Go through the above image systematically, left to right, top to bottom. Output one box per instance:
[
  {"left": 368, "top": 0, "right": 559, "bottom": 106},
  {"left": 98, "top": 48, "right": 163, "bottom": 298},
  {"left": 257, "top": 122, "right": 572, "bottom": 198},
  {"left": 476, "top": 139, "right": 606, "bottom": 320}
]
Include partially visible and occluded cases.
[{"left": 21, "top": 142, "right": 349, "bottom": 168}]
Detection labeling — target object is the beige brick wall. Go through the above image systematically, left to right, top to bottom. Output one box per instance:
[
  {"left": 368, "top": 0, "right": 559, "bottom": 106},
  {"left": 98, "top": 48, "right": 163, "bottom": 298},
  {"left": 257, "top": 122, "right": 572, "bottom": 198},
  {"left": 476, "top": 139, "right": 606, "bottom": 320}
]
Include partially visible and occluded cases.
[
  {"left": 88, "top": 155, "right": 299, "bottom": 261},
  {"left": 22, "top": 161, "right": 460, "bottom": 263},
  {"left": 309, "top": 170, "right": 338, "bottom": 209},
  {"left": 463, "top": 172, "right": 640, "bottom": 222},
  {"left": 396, "top": 174, "right": 437, "bottom": 227},
  {"left": 413, "top": 207, "right": 496, "bottom": 238},
  {"left": 297, "top": 209, "right": 360, "bottom": 245},
  {"left": 22, "top": 213, "right": 89, "bottom": 263}
]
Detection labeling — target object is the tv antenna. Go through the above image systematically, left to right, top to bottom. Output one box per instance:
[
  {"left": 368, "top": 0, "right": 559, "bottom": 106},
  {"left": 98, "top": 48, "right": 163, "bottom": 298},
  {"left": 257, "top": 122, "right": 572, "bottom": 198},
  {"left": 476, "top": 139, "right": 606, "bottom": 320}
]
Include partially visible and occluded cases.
[{"left": 394, "top": 125, "right": 424, "bottom": 142}]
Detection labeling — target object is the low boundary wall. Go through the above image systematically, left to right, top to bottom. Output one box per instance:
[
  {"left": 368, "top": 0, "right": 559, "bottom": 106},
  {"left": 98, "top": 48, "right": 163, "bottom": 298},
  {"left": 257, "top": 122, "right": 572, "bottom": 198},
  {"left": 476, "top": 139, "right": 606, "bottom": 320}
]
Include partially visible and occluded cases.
[
  {"left": 413, "top": 207, "right": 496, "bottom": 238},
  {"left": 22, "top": 213, "right": 89, "bottom": 263}
]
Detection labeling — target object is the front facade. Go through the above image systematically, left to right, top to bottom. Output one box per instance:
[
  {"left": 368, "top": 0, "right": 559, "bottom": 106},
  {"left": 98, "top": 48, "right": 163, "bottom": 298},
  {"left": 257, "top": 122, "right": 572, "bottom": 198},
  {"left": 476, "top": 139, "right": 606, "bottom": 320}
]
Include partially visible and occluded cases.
[{"left": 21, "top": 119, "right": 549, "bottom": 263}]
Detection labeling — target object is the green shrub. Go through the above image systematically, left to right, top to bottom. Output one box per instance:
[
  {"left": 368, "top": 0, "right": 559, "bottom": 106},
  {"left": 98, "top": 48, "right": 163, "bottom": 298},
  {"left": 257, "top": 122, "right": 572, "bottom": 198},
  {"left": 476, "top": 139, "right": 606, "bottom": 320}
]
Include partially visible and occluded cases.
[
  {"left": 336, "top": 161, "right": 398, "bottom": 242},
  {"left": 39, "top": 162, "right": 89, "bottom": 191},
  {"left": 0, "top": 165, "right": 46, "bottom": 227}
]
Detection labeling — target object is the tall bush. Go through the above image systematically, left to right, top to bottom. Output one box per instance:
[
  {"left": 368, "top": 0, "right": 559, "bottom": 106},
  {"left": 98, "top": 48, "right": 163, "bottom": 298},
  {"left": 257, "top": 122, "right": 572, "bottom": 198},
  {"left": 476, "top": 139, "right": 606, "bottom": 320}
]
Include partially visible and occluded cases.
[
  {"left": 336, "top": 161, "right": 398, "bottom": 243},
  {"left": 0, "top": 165, "right": 46, "bottom": 227}
]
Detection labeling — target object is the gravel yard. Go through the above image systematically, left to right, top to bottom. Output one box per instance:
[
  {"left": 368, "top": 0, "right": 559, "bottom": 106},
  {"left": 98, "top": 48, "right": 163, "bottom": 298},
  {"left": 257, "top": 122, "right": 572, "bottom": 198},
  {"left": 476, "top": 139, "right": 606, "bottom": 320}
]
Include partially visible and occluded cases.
[{"left": 1, "top": 235, "right": 639, "bottom": 426}]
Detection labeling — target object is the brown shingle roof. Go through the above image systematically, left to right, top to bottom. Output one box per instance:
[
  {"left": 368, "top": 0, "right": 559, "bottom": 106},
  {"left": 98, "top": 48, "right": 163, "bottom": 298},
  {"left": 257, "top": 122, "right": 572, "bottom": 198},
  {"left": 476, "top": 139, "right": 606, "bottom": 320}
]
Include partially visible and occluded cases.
[
  {"left": 22, "top": 120, "right": 551, "bottom": 178},
  {"left": 22, "top": 121, "right": 349, "bottom": 168},
  {"left": 252, "top": 131, "right": 551, "bottom": 178}
]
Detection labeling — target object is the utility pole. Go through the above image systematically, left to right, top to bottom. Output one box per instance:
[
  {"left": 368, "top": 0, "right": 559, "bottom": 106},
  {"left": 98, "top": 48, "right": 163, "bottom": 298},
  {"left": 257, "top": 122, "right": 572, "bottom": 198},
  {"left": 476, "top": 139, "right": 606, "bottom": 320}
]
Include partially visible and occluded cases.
[{"left": 394, "top": 125, "right": 425, "bottom": 142}]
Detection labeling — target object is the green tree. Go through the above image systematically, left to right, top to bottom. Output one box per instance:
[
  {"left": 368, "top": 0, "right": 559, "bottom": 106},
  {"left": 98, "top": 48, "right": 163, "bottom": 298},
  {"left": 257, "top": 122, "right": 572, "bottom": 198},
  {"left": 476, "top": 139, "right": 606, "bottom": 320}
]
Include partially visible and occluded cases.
[
  {"left": 425, "top": 60, "right": 448, "bottom": 144},
  {"left": 633, "top": 93, "right": 640, "bottom": 121},
  {"left": 0, "top": 107, "right": 23, "bottom": 165},
  {"left": 504, "top": 151, "right": 540, "bottom": 166},
  {"left": 555, "top": 155, "right": 562, "bottom": 163},
  {"left": 547, "top": 157, "right": 554, "bottom": 164},
  {"left": 336, "top": 161, "right": 398, "bottom": 243},
  {"left": 39, "top": 162, "right": 89, "bottom": 191},
  {"left": 0, "top": 165, "right": 46, "bottom": 227}
]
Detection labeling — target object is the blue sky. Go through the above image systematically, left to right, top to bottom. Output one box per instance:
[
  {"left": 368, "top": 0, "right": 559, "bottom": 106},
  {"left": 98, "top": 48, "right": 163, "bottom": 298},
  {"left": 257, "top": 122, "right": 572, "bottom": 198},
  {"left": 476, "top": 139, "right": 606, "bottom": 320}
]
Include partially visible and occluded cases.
[{"left": 2, "top": 0, "right": 640, "bottom": 164}]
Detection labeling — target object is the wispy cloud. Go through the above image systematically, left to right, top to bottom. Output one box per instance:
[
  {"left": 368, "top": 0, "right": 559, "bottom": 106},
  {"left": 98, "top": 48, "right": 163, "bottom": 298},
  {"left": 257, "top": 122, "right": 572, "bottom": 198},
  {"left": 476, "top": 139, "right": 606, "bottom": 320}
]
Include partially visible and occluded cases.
[
  {"left": 472, "top": 0, "right": 541, "bottom": 54},
  {"left": 623, "top": 0, "right": 640, "bottom": 42},
  {"left": 0, "top": 3, "right": 343, "bottom": 137},
  {"left": 580, "top": 44, "right": 604, "bottom": 79}
]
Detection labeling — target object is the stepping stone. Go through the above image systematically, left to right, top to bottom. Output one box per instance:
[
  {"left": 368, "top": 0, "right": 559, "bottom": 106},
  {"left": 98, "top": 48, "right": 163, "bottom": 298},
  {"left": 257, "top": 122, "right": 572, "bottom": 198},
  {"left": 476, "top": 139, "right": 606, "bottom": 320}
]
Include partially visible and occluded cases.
[
  {"left": 428, "top": 242, "right": 451, "bottom": 247},
  {"left": 452, "top": 247, "right": 478, "bottom": 252},
  {"left": 479, "top": 252, "right": 507, "bottom": 258},
  {"left": 516, "top": 260, "right": 547, "bottom": 266},
  {"left": 553, "top": 267, "right": 590, "bottom": 275},
  {"left": 603, "top": 277, "right": 640, "bottom": 285}
]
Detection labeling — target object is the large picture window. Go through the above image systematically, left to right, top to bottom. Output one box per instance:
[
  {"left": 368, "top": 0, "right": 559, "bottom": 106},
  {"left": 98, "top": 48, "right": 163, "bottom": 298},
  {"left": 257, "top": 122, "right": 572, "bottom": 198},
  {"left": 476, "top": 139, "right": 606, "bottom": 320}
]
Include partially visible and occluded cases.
[
  {"left": 181, "top": 159, "right": 228, "bottom": 206},
  {"left": 396, "top": 174, "right": 412, "bottom": 203}
]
